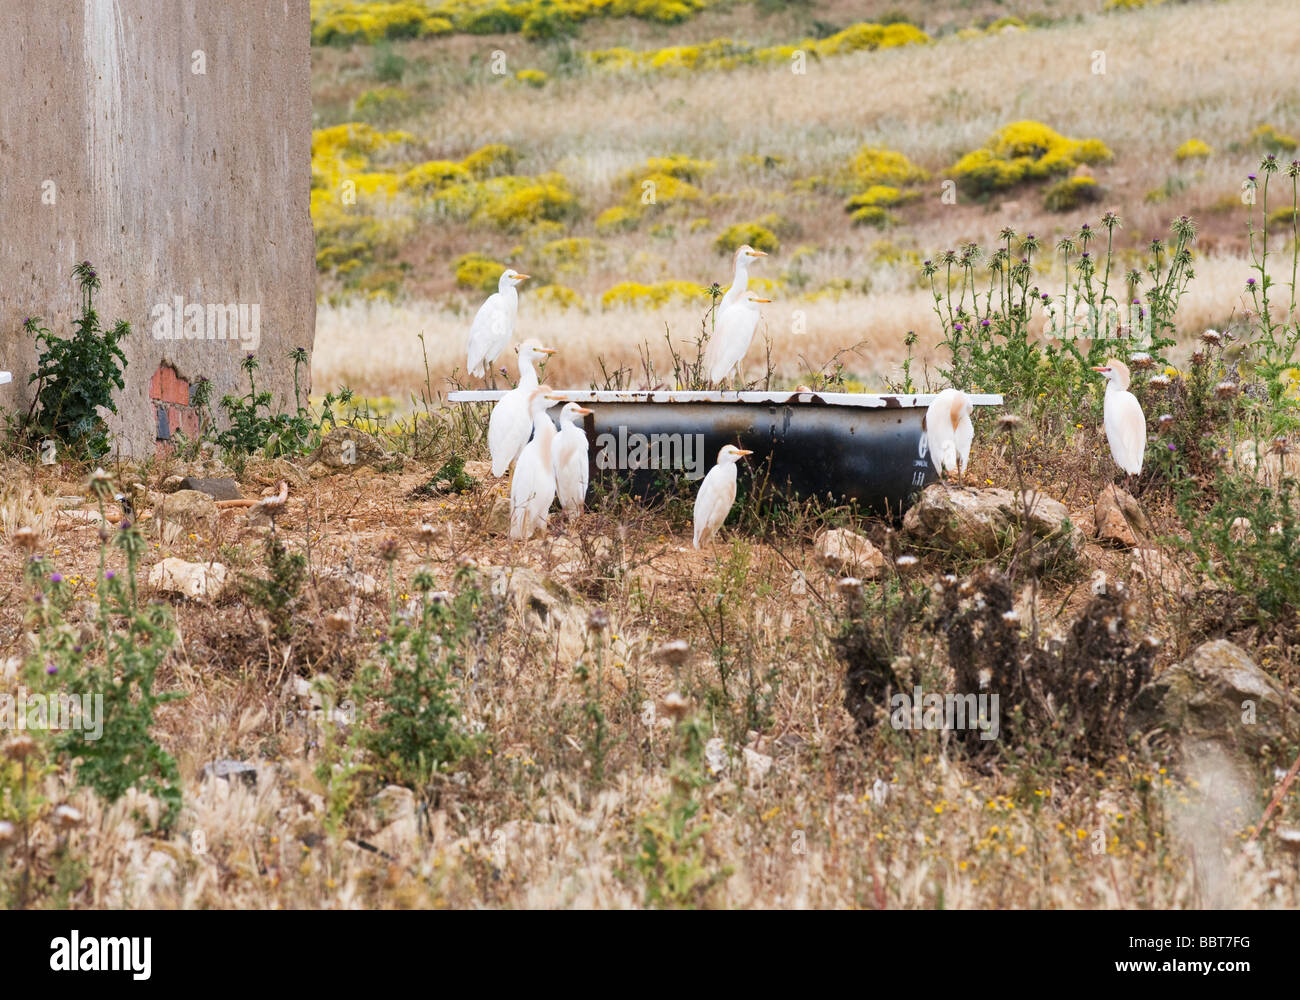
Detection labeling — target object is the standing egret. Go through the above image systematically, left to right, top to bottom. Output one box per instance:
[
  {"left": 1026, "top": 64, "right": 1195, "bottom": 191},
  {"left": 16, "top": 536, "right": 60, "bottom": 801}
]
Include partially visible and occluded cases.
[
  {"left": 718, "top": 244, "right": 768, "bottom": 314},
  {"left": 467, "top": 269, "right": 529, "bottom": 380},
  {"left": 705, "top": 290, "right": 769, "bottom": 388},
  {"left": 488, "top": 339, "right": 557, "bottom": 476},
  {"left": 1093, "top": 359, "right": 1146, "bottom": 479},
  {"left": 509, "top": 385, "right": 558, "bottom": 540},
  {"left": 925, "top": 388, "right": 974, "bottom": 483},
  {"left": 551, "top": 400, "right": 594, "bottom": 517},
  {"left": 693, "top": 444, "right": 752, "bottom": 548}
]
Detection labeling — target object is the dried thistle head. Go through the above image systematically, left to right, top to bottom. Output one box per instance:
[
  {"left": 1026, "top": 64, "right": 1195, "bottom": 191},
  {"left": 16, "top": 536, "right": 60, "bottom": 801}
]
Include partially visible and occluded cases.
[
  {"left": 1200, "top": 328, "right": 1222, "bottom": 345},
  {"left": 1214, "top": 381, "right": 1239, "bottom": 399},
  {"left": 997, "top": 413, "right": 1023, "bottom": 434},
  {"left": 417, "top": 522, "right": 438, "bottom": 543},
  {"left": 11, "top": 526, "right": 39, "bottom": 551},
  {"left": 377, "top": 537, "right": 400, "bottom": 562},
  {"left": 587, "top": 607, "right": 610, "bottom": 633},
  {"left": 325, "top": 610, "right": 352, "bottom": 634},
  {"left": 652, "top": 639, "right": 690, "bottom": 667},
  {"left": 661, "top": 692, "right": 689, "bottom": 721},
  {"left": 3, "top": 735, "right": 36, "bottom": 761},
  {"left": 52, "top": 804, "right": 83, "bottom": 830}
]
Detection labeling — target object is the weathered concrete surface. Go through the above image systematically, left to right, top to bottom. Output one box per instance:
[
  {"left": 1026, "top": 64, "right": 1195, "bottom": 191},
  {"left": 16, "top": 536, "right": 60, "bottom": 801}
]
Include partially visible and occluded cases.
[{"left": 0, "top": 1, "right": 314, "bottom": 456}]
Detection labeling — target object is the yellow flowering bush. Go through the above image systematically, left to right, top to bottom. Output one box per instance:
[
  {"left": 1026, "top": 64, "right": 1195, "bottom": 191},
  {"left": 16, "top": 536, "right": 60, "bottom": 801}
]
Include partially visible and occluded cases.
[
  {"left": 312, "top": 0, "right": 717, "bottom": 45},
  {"left": 312, "top": 2, "right": 452, "bottom": 44},
  {"left": 586, "top": 21, "right": 928, "bottom": 73},
  {"left": 515, "top": 68, "right": 548, "bottom": 88},
  {"left": 950, "top": 120, "right": 1113, "bottom": 195},
  {"left": 1253, "top": 124, "right": 1298, "bottom": 153},
  {"left": 1174, "top": 138, "right": 1213, "bottom": 161},
  {"left": 461, "top": 143, "right": 519, "bottom": 179},
  {"left": 848, "top": 147, "right": 928, "bottom": 188},
  {"left": 400, "top": 159, "right": 470, "bottom": 192},
  {"left": 1043, "top": 175, "right": 1102, "bottom": 212},
  {"left": 595, "top": 205, "right": 640, "bottom": 233},
  {"left": 713, "top": 220, "right": 780, "bottom": 255},
  {"left": 455, "top": 252, "right": 509, "bottom": 291},
  {"left": 601, "top": 280, "right": 704, "bottom": 309},
  {"left": 532, "top": 284, "right": 585, "bottom": 310}
]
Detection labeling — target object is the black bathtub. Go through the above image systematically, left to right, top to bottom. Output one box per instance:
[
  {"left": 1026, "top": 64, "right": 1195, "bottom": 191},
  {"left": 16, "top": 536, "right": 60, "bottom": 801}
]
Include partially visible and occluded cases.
[{"left": 448, "top": 389, "right": 1004, "bottom": 516}]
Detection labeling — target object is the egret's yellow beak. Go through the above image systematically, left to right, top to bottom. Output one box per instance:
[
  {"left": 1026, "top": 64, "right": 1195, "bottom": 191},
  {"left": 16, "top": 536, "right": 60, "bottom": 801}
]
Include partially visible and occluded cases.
[
  {"left": 751, "top": 250, "right": 768, "bottom": 257},
  {"left": 515, "top": 273, "right": 531, "bottom": 281},
  {"left": 753, "top": 297, "right": 771, "bottom": 303},
  {"left": 538, "top": 347, "right": 557, "bottom": 355},
  {"left": 1091, "top": 366, "right": 1110, "bottom": 373},
  {"left": 545, "top": 393, "right": 567, "bottom": 401},
  {"left": 574, "top": 407, "right": 593, "bottom": 416},
  {"left": 736, "top": 448, "right": 753, "bottom": 456}
]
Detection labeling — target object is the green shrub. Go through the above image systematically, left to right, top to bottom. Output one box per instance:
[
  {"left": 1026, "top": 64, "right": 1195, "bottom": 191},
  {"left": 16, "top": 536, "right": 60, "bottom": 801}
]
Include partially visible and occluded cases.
[{"left": 21, "top": 261, "right": 129, "bottom": 461}]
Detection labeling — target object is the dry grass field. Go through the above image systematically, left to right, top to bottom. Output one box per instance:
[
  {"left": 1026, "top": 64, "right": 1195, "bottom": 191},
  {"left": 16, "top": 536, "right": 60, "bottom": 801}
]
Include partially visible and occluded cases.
[
  {"left": 3, "top": 0, "right": 1300, "bottom": 914},
  {"left": 311, "top": 0, "right": 1299, "bottom": 398}
]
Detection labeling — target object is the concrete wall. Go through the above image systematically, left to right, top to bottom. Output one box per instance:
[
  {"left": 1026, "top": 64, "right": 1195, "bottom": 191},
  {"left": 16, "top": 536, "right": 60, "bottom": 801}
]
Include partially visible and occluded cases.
[{"left": 0, "top": 0, "right": 315, "bottom": 457}]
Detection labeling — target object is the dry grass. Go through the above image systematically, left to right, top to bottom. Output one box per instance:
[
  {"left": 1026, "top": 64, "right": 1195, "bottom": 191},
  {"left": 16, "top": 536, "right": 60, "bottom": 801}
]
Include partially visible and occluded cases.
[
  {"left": 314, "top": 253, "right": 1266, "bottom": 397},
  {"left": 1, "top": 423, "right": 1297, "bottom": 908}
]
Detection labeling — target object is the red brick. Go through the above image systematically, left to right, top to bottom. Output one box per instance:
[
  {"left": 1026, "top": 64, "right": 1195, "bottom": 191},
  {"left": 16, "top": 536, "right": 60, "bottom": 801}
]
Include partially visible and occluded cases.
[
  {"left": 158, "top": 366, "right": 174, "bottom": 401},
  {"left": 149, "top": 368, "right": 163, "bottom": 399},
  {"left": 165, "top": 378, "right": 189, "bottom": 407}
]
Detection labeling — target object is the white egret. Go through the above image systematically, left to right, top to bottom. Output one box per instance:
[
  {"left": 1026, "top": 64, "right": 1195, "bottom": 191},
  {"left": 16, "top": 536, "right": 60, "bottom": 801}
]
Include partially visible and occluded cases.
[
  {"left": 718, "top": 244, "right": 768, "bottom": 314},
  {"left": 466, "top": 268, "right": 529, "bottom": 379},
  {"left": 705, "top": 290, "right": 769, "bottom": 387},
  {"left": 488, "top": 339, "right": 557, "bottom": 476},
  {"left": 1093, "top": 358, "right": 1146, "bottom": 478},
  {"left": 509, "top": 385, "right": 558, "bottom": 540},
  {"left": 925, "top": 388, "right": 974, "bottom": 482},
  {"left": 551, "top": 400, "right": 593, "bottom": 518},
  {"left": 693, "top": 444, "right": 752, "bottom": 549}
]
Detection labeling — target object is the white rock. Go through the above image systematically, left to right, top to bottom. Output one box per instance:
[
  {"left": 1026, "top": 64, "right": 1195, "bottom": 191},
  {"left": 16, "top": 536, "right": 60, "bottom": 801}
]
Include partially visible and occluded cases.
[{"left": 148, "top": 558, "right": 227, "bottom": 599}]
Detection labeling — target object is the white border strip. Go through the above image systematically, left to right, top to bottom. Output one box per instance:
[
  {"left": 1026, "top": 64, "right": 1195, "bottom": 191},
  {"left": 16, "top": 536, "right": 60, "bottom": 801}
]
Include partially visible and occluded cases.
[{"left": 448, "top": 389, "right": 1005, "bottom": 408}]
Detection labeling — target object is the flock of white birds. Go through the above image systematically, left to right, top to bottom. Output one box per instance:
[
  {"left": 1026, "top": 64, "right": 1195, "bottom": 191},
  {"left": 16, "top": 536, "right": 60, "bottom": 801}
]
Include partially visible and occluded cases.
[{"left": 463, "top": 244, "right": 1150, "bottom": 548}]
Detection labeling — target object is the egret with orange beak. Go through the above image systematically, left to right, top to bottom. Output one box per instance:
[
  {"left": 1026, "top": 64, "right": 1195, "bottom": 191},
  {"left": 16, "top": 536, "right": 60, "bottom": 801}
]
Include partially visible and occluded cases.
[
  {"left": 718, "top": 244, "right": 768, "bottom": 314},
  {"left": 467, "top": 268, "right": 529, "bottom": 381},
  {"left": 706, "top": 290, "right": 770, "bottom": 388},
  {"left": 488, "top": 339, "right": 557, "bottom": 476},
  {"left": 1093, "top": 358, "right": 1146, "bottom": 480},
  {"left": 509, "top": 385, "right": 559, "bottom": 540},
  {"left": 551, "top": 399, "right": 594, "bottom": 517},
  {"left": 693, "top": 444, "right": 752, "bottom": 548}
]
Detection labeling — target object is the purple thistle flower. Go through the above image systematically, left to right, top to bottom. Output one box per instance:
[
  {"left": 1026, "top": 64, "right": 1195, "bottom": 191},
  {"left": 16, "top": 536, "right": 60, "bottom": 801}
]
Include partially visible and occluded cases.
[
  {"left": 105, "top": 570, "right": 115, "bottom": 580},
  {"left": 50, "top": 573, "right": 63, "bottom": 583},
  {"left": 46, "top": 664, "right": 58, "bottom": 676}
]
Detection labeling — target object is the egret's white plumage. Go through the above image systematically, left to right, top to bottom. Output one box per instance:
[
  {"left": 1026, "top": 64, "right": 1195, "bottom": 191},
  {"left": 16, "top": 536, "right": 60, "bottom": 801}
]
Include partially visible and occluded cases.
[
  {"left": 718, "top": 244, "right": 768, "bottom": 314},
  {"left": 466, "top": 269, "right": 529, "bottom": 378},
  {"left": 705, "top": 290, "right": 769, "bottom": 386},
  {"left": 487, "top": 339, "right": 556, "bottom": 476},
  {"left": 1094, "top": 358, "right": 1146, "bottom": 476},
  {"left": 509, "top": 386, "right": 558, "bottom": 540},
  {"left": 925, "top": 388, "right": 974, "bottom": 479},
  {"left": 552, "top": 401, "right": 593, "bottom": 517},
  {"left": 693, "top": 444, "right": 752, "bottom": 548}
]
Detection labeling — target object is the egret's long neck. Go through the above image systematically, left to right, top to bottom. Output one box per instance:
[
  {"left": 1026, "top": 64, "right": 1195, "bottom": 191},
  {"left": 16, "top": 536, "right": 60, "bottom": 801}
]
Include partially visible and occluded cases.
[
  {"left": 720, "top": 257, "right": 748, "bottom": 310},
  {"left": 500, "top": 284, "right": 519, "bottom": 312},
  {"left": 518, "top": 355, "right": 539, "bottom": 387},
  {"left": 1107, "top": 377, "right": 1127, "bottom": 394},
  {"left": 534, "top": 413, "right": 556, "bottom": 465}
]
